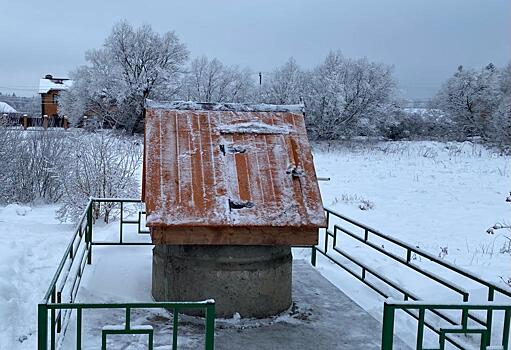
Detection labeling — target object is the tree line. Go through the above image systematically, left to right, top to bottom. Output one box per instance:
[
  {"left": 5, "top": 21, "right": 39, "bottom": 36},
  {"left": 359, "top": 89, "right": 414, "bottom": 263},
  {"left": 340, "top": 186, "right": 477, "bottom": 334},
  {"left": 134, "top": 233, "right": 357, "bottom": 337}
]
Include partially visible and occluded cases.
[{"left": 60, "top": 21, "right": 510, "bottom": 145}]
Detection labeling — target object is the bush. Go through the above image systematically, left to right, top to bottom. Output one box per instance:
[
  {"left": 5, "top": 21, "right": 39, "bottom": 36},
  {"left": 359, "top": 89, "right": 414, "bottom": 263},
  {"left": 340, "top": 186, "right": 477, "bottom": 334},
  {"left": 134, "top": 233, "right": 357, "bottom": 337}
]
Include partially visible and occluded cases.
[
  {"left": 377, "top": 109, "right": 453, "bottom": 141},
  {"left": 0, "top": 124, "right": 142, "bottom": 223},
  {"left": 0, "top": 126, "right": 67, "bottom": 203},
  {"left": 56, "top": 131, "right": 142, "bottom": 223}
]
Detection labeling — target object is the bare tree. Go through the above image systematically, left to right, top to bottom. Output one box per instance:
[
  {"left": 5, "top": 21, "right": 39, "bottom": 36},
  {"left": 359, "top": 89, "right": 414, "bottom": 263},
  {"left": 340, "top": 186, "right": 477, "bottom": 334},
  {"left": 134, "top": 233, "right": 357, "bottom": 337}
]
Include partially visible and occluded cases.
[
  {"left": 180, "top": 56, "right": 254, "bottom": 103},
  {"left": 260, "top": 57, "right": 306, "bottom": 104},
  {"left": 490, "top": 62, "right": 511, "bottom": 144}
]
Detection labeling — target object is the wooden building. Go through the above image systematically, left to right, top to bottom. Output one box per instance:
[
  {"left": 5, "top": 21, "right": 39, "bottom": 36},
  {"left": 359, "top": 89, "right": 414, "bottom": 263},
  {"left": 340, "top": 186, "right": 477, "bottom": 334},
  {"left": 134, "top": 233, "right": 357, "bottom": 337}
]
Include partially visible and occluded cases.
[{"left": 39, "top": 74, "right": 72, "bottom": 117}]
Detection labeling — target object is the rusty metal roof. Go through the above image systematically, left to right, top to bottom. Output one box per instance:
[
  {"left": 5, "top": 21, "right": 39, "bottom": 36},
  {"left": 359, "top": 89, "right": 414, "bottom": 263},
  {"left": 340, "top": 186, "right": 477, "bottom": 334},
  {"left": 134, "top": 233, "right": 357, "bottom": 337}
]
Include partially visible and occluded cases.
[{"left": 143, "top": 101, "right": 326, "bottom": 239}]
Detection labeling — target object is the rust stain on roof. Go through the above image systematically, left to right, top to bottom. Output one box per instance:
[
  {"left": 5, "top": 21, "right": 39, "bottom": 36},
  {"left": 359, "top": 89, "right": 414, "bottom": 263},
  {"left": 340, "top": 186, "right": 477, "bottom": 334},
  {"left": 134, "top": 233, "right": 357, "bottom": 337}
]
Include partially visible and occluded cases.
[{"left": 143, "top": 102, "right": 326, "bottom": 244}]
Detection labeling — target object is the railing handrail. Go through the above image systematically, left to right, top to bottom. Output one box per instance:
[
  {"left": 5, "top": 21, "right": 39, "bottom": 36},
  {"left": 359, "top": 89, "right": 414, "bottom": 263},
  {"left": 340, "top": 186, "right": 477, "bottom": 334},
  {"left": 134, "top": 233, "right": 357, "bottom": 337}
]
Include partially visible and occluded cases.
[
  {"left": 38, "top": 197, "right": 216, "bottom": 350},
  {"left": 90, "top": 197, "right": 142, "bottom": 203},
  {"left": 42, "top": 198, "right": 147, "bottom": 303},
  {"left": 41, "top": 200, "right": 92, "bottom": 303},
  {"left": 324, "top": 207, "right": 511, "bottom": 297},
  {"left": 45, "top": 300, "right": 215, "bottom": 310},
  {"left": 381, "top": 300, "right": 511, "bottom": 350},
  {"left": 384, "top": 300, "right": 511, "bottom": 310}
]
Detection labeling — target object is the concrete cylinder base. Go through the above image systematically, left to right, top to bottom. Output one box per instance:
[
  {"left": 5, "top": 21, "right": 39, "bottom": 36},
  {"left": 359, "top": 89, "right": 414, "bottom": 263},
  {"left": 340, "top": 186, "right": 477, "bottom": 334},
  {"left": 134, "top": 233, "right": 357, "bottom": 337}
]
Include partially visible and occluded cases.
[{"left": 152, "top": 245, "right": 292, "bottom": 318}]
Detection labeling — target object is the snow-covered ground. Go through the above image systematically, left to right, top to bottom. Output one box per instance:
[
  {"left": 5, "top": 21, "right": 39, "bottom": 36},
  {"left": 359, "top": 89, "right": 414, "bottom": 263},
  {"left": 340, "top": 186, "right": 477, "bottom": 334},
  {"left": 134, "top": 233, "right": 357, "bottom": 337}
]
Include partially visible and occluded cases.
[
  {"left": 0, "top": 140, "right": 510, "bottom": 348},
  {"left": 307, "top": 140, "right": 511, "bottom": 348},
  {"left": 312, "top": 141, "right": 510, "bottom": 288},
  {"left": 0, "top": 205, "right": 73, "bottom": 349}
]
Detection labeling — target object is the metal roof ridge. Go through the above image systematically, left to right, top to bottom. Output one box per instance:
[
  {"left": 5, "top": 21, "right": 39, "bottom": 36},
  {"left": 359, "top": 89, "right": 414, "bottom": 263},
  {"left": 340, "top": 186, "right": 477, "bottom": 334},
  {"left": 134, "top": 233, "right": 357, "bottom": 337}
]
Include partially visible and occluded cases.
[{"left": 145, "top": 99, "right": 305, "bottom": 113}]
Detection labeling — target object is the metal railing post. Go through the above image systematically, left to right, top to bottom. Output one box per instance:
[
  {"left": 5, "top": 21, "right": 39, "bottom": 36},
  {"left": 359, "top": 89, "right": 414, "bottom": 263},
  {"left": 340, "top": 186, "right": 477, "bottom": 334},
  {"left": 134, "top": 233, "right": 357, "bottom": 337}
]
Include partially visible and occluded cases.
[
  {"left": 87, "top": 201, "right": 93, "bottom": 264},
  {"left": 120, "top": 202, "right": 123, "bottom": 243},
  {"left": 485, "top": 287, "right": 494, "bottom": 346},
  {"left": 205, "top": 302, "right": 215, "bottom": 350},
  {"left": 381, "top": 302, "right": 395, "bottom": 350},
  {"left": 38, "top": 304, "right": 48, "bottom": 350},
  {"left": 76, "top": 308, "right": 82, "bottom": 350},
  {"left": 416, "top": 308, "right": 425, "bottom": 350},
  {"left": 172, "top": 309, "right": 179, "bottom": 350},
  {"left": 503, "top": 309, "right": 510, "bottom": 350}
]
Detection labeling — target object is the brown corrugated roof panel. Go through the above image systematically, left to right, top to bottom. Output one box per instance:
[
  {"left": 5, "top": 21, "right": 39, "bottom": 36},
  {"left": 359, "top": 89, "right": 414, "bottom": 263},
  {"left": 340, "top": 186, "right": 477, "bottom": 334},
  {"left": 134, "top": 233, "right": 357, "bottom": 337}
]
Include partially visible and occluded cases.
[{"left": 143, "top": 100, "right": 326, "bottom": 245}]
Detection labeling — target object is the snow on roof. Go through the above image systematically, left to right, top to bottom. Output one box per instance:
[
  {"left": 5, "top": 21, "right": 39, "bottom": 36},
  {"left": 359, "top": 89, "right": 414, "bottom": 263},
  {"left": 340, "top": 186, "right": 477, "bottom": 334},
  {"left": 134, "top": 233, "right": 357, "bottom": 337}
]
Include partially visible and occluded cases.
[
  {"left": 38, "top": 78, "right": 73, "bottom": 94},
  {"left": 145, "top": 100, "right": 305, "bottom": 113},
  {"left": 0, "top": 102, "right": 16, "bottom": 113},
  {"left": 143, "top": 103, "right": 326, "bottom": 245},
  {"left": 217, "top": 121, "right": 290, "bottom": 134}
]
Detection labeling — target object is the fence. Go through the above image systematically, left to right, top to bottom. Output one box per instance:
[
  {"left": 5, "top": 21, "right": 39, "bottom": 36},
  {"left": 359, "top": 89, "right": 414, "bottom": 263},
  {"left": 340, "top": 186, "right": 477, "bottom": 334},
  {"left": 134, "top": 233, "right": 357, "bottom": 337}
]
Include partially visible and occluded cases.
[
  {"left": 1, "top": 113, "right": 68, "bottom": 129},
  {"left": 38, "top": 198, "right": 215, "bottom": 350},
  {"left": 39, "top": 198, "right": 511, "bottom": 349},
  {"left": 312, "top": 207, "right": 511, "bottom": 349},
  {"left": 382, "top": 301, "right": 511, "bottom": 350}
]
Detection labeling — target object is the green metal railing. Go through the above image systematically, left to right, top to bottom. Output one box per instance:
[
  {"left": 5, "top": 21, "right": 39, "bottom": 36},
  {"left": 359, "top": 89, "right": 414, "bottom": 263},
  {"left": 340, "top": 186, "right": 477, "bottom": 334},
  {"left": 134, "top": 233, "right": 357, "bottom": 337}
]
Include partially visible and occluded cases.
[
  {"left": 38, "top": 198, "right": 215, "bottom": 350},
  {"left": 39, "top": 198, "right": 510, "bottom": 349},
  {"left": 313, "top": 207, "right": 511, "bottom": 350},
  {"left": 382, "top": 301, "right": 511, "bottom": 350}
]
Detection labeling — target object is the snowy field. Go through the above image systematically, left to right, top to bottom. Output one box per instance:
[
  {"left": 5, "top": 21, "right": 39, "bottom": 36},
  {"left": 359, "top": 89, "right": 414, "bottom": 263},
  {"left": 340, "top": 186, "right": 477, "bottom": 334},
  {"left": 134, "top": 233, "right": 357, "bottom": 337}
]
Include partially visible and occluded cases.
[
  {"left": 0, "top": 140, "right": 510, "bottom": 348},
  {"left": 307, "top": 140, "right": 511, "bottom": 348},
  {"left": 312, "top": 141, "right": 510, "bottom": 287}
]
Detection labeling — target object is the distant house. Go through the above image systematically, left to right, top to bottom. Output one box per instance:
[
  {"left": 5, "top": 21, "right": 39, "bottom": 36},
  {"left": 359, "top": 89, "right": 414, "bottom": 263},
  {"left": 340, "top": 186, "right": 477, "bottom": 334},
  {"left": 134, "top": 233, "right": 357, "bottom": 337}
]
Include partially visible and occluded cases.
[
  {"left": 39, "top": 74, "right": 72, "bottom": 117},
  {"left": 0, "top": 101, "right": 17, "bottom": 114}
]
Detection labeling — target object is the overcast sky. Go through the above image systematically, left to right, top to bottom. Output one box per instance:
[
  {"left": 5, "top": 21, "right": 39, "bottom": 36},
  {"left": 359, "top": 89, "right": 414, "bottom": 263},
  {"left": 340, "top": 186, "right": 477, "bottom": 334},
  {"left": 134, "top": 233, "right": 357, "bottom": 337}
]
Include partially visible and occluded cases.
[{"left": 0, "top": 0, "right": 509, "bottom": 99}]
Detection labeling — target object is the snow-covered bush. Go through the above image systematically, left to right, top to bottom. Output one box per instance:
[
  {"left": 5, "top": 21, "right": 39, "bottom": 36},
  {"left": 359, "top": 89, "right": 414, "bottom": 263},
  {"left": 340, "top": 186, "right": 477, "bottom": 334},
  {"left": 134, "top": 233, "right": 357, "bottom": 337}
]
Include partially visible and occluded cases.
[
  {"left": 377, "top": 108, "right": 453, "bottom": 141},
  {"left": 0, "top": 126, "right": 67, "bottom": 204},
  {"left": 0, "top": 126, "right": 142, "bottom": 219},
  {"left": 56, "top": 131, "right": 142, "bottom": 223}
]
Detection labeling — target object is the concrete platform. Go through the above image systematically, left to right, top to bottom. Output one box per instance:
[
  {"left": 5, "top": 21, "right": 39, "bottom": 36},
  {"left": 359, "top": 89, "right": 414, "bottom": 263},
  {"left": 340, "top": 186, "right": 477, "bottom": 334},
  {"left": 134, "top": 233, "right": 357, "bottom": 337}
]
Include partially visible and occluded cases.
[
  {"left": 72, "top": 245, "right": 409, "bottom": 349},
  {"left": 213, "top": 260, "right": 409, "bottom": 350}
]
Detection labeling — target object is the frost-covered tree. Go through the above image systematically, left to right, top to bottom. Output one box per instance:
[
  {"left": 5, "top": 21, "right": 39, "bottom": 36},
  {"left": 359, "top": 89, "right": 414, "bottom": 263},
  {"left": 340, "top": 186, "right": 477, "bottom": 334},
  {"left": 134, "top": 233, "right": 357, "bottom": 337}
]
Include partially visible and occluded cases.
[
  {"left": 60, "top": 21, "right": 189, "bottom": 132},
  {"left": 305, "top": 51, "right": 396, "bottom": 140},
  {"left": 180, "top": 56, "right": 254, "bottom": 103},
  {"left": 260, "top": 57, "right": 306, "bottom": 104},
  {"left": 490, "top": 62, "right": 511, "bottom": 144},
  {"left": 433, "top": 64, "right": 503, "bottom": 139}
]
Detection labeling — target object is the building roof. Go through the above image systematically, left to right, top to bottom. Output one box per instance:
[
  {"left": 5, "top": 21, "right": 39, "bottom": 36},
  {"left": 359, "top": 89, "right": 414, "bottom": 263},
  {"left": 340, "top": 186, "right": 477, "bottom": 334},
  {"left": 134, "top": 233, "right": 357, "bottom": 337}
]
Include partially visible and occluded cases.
[
  {"left": 38, "top": 76, "right": 73, "bottom": 94},
  {"left": 143, "top": 100, "right": 326, "bottom": 245},
  {"left": 0, "top": 102, "right": 16, "bottom": 113}
]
